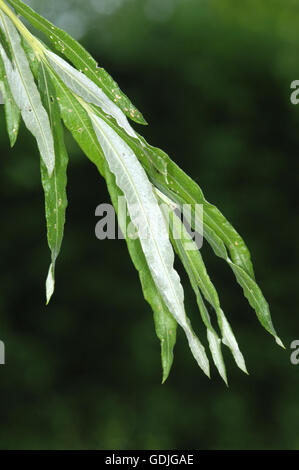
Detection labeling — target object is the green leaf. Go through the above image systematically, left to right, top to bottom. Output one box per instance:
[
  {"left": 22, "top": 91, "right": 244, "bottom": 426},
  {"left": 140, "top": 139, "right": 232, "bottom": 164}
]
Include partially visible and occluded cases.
[
  {"left": 6, "top": 0, "right": 147, "bottom": 126},
  {"left": 0, "top": 11, "right": 55, "bottom": 175},
  {"left": 0, "top": 22, "right": 12, "bottom": 59},
  {"left": 21, "top": 35, "right": 39, "bottom": 76},
  {"left": 44, "top": 49, "right": 138, "bottom": 139},
  {"left": 0, "top": 52, "right": 20, "bottom": 146},
  {"left": 38, "top": 62, "right": 68, "bottom": 304},
  {"left": 44, "top": 63, "right": 106, "bottom": 177},
  {"left": 87, "top": 108, "right": 210, "bottom": 377},
  {"left": 136, "top": 137, "right": 255, "bottom": 279},
  {"left": 104, "top": 169, "right": 177, "bottom": 383},
  {"left": 157, "top": 190, "right": 248, "bottom": 374},
  {"left": 158, "top": 191, "right": 248, "bottom": 380},
  {"left": 167, "top": 212, "right": 228, "bottom": 383},
  {"left": 173, "top": 233, "right": 228, "bottom": 383},
  {"left": 227, "top": 260, "right": 284, "bottom": 348},
  {"left": 153, "top": 299, "right": 177, "bottom": 383}
]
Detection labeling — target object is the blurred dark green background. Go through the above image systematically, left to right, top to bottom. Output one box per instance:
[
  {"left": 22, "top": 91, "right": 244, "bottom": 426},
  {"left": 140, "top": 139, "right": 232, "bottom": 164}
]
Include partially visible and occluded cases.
[{"left": 0, "top": 0, "right": 298, "bottom": 450}]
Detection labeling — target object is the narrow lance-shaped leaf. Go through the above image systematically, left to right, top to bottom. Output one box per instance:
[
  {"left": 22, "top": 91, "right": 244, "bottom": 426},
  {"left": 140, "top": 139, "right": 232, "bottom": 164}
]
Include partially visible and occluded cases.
[
  {"left": 6, "top": 0, "right": 147, "bottom": 125},
  {"left": 0, "top": 11, "right": 55, "bottom": 175},
  {"left": 0, "top": 22, "right": 12, "bottom": 59},
  {"left": 21, "top": 35, "right": 39, "bottom": 76},
  {"left": 20, "top": 38, "right": 106, "bottom": 177},
  {"left": 44, "top": 49, "right": 138, "bottom": 140},
  {"left": 0, "top": 52, "right": 20, "bottom": 146},
  {"left": 38, "top": 62, "right": 68, "bottom": 304},
  {"left": 45, "top": 63, "right": 106, "bottom": 177},
  {"left": 86, "top": 108, "right": 210, "bottom": 376},
  {"left": 136, "top": 136, "right": 255, "bottom": 279},
  {"left": 104, "top": 169, "right": 177, "bottom": 383},
  {"left": 157, "top": 189, "right": 247, "bottom": 376},
  {"left": 159, "top": 191, "right": 243, "bottom": 380},
  {"left": 175, "top": 199, "right": 283, "bottom": 348},
  {"left": 166, "top": 205, "right": 228, "bottom": 383},
  {"left": 173, "top": 219, "right": 247, "bottom": 373},
  {"left": 227, "top": 260, "right": 284, "bottom": 348},
  {"left": 152, "top": 293, "right": 177, "bottom": 383}
]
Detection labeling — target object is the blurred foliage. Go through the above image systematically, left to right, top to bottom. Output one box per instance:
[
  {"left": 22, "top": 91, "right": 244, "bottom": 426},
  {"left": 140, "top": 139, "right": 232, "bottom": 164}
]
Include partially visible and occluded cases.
[{"left": 0, "top": 0, "right": 299, "bottom": 449}]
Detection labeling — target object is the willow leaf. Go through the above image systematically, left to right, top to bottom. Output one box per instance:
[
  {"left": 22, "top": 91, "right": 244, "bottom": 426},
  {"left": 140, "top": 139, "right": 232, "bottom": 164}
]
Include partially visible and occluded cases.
[
  {"left": 6, "top": 0, "right": 146, "bottom": 125},
  {"left": 0, "top": 11, "right": 54, "bottom": 175},
  {"left": 0, "top": 22, "right": 12, "bottom": 59},
  {"left": 21, "top": 35, "right": 39, "bottom": 76},
  {"left": 44, "top": 49, "right": 138, "bottom": 140},
  {"left": 0, "top": 52, "right": 20, "bottom": 146},
  {"left": 38, "top": 62, "right": 68, "bottom": 304},
  {"left": 41, "top": 65, "right": 106, "bottom": 180},
  {"left": 87, "top": 109, "right": 209, "bottom": 376},
  {"left": 136, "top": 137, "right": 255, "bottom": 279},
  {"left": 104, "top": 169, "right": 177, "bottom": 383},
  {"left": 158, "top": 193, "right": 241, "bottom": 381},
  {"left": 162, "top": 196, "right": 247, "bottom": 375},
  {"left": 172, "top": 200, "right": 283, "bottom": 346},
  {"left": 173, "top": 208, "right": 248, "bottom": 373},
  {"left": 166, "top": 212, "right": 228, "bottom": 382},
  {"left": 201, "top": 223, "right": 228, "bottom": 260},
  {"left": 171, "top": 227, "right": 227, "bottom": 383},
  {"left": 227, "top": 260, "right": 284, "bottom": 347},
  {"left": 153, "top": 298, "right": 177, "bottom": 383}
]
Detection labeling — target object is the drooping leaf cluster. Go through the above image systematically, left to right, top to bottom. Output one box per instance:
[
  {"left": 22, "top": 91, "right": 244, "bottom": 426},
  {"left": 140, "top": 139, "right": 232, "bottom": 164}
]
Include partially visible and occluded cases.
[{"left": 0, "top": 0, "right": 283, "bottom": 383}]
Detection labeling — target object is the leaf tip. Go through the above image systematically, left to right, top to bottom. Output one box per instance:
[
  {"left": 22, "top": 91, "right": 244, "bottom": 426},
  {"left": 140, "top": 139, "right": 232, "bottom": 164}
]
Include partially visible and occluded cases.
[
  {"left": 130, "top": 109, "right": 147, "bottom": 126},
  {"left": 138, "top": 116, "right": 148, "bottom": 126},
  {"left": 9, "top": 134, "right": 17, "bottom": 148},
  {"left": 46, "top": 263, "right": 55, "bottom": 304},
  {"left": 275, "top": 336, "right": 285, "bottom": 349},
  {"left": 161, "top": 359, "right": 172, "bottom": 384},
  {"left": 238, "top": 360, "right": 249, "bottom": 375},
  {"left": 222, "top": 371, "right": 228, "bottom": 386},
  {"left": 161, "top": 375, "right": 168, "bottom": 385}
]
